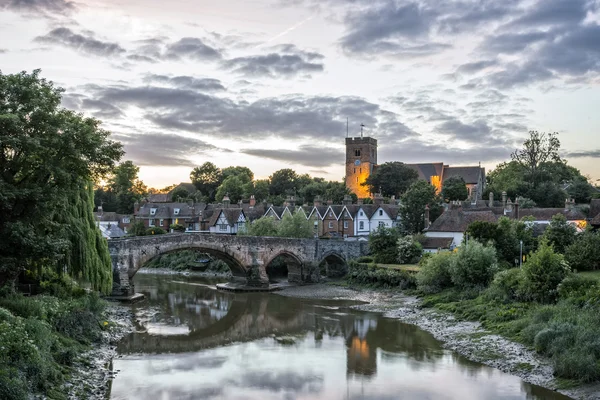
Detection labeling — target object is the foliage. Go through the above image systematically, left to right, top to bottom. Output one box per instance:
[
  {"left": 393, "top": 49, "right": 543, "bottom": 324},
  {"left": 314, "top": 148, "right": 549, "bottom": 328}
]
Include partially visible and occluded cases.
[
  {"left": 0, "top": 70, "right": 123, "bottom": 290},
  {"left": 511, "top": 131, "right": 562, "bottom": 187},
  {"left": 107, "top": 161, "right": 147, "bottom": 214},
  {"left": 486, "top": 161, "right": 528, "bottom": 200},
  {"left": 190, "top": 162, "right": 222, "bottom": 202},
  {"left": 362, "top": 162, "right": 418, "bottom": 198},
  {"left": 221, "top": 166, "right": 253, "bottom": 182},
  {"left": 269, "top": 168, "right": 298, "bottom": 196},
  {"left": 215, "top": 175, "right": 246, "bottom": 203},
  {"left": 442, "top": 176, "right": 468, "bottom": 201},
  {"left": 567, "top": 178, "right": 596, "bottom": 204},
  {"left": 243, "top": 179, "right": 270, "bottom": 203},
  {"left": 400, "top": 180, "right": 440, "bottom": 234},
  {"left": 170, "top": 187, "right": 190, "bottom": 201},
  {"left": 516, "top": 196, "right": 536, "bottom": 208},
  {"left": 277, "top": 211, "right": 313, "bottom": 238},
  {"left": 542, "top": 214, "right": 577, "bottom": 254},
  {"left": 239, "top": 216, "right": 279, "bottom": 237},
  {"left": 129, "top": 220, "right": 147, "bottom": 236},
  {"left": 170, "top": 223, "right": 186, "bottom": 233},
  {"left": 146, "top": 226, "right": 166, "bottom": 235},
  {"left": 369, "top": 226, "right": 400, "bottom": 264},
  {"left": 564, "top": 230, "right": 600, "bottom": 271},
  {"left": 396, "top": 236, "right": 423, "bottom": 264},
  {"left": 521, "top": 240, "right": 571, "bottom": 303},
  {"left": 449, "top": 241, "right": 498, "bottom": 289},
  {"left": 145, "top": 250, "right": 231, "bottom": 274},
  {"left": 416, "top": 252, "right": 455, "bottom": 294},
  {"left": 356, "top": 256, "right": 374, "bottom": 263},
  {"left": 346, "top": 262, "right": 416, "bottom": 289},
  {"left": 486, "top": 268, "right": 525, "bottom": 302},
  {"left": 557, "top": 274, "right": 599, "bottom": 304}
]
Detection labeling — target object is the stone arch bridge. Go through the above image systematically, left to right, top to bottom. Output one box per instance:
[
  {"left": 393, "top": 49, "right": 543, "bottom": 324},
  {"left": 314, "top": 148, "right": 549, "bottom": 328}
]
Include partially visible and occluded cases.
[{"left": 107, "top": 234, "right": 369, "bottom": 297}]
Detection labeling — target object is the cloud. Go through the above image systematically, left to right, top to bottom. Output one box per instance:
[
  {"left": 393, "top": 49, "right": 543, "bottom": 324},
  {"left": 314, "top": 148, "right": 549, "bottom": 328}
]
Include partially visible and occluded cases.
[
  {"left": 1, "top": 0, "right": 74, "bottom": 15},
  {"left": 507, "top": 0, "right": 591, "bottom": 29},
  {"left": 34, "top": 27, "right": 125, "bottom": 57},
  {"left": 479, "top": 31, "right": 551, "bottom": 54},
  {"left": 164, "top": 37, "right": 222, "bottom": 61},
  {"left": 222, "top": 45, "right": 325, "bottom": 78},
  {"left": 0, "top": 49, "right": 6, "bottom": 53},
  {"left": 457, "top": 59, "right": 498, "bottom": 74},
  {"left": 486, "top": 61, "right": 554, "bottom": 89},
  {"left": 143, "top": 74, "right": 226, "bottom": 91},
  {"left": 437, "top": 118, "right": 493, "bottom": 143},
  {"left": 112, "top": 132, "right": 222, "bottom": 167},
  {"left": 241, "top": 146, "right": 344, "bottom": 167},
  {"left": 564, "top": 150, "right": 600, "bottom": 158}
]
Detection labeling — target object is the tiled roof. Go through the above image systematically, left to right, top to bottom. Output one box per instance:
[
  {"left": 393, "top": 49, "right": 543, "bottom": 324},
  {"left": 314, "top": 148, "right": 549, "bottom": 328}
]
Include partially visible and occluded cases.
[
  {"left": 406, "top": 163, "right": 445, "bottom": 181},
  {"left": 442, "top": 166, "right": 484, "bottom": 184},
  {"left": 147, "top": 193, "right": 171, "bottom": 203},
  {"left": 590, "top": 199, "right": 600, "bottom": 220},
  {"left": 379, "top": 204, "right": 400, "bottom": 219},
  {"left": 328, "top": 205, "right": 344, "bottom": 218},
  {"left": 358, "top": 205, "right": 378, "bottom": 219},
  {"left": 518, "top": 208, "right": 586, "bottom": 221},
  {"left": 428, "top": 209, "right": 497, "bottom": 232},
  {"left": 94, "top": 212, "right": 119, "bottom": 221},
  {"left": 591, "top": 213, "right": 600, "bottom": 226},
  {"left": 422, "top": 237, "right": 453, "bottom": 249}
]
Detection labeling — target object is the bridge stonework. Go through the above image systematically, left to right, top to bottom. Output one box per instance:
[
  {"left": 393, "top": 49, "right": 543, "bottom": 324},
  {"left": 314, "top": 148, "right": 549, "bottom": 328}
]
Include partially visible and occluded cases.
[{"left": 107, "top": 234, "right": 369, "bottom": 297}]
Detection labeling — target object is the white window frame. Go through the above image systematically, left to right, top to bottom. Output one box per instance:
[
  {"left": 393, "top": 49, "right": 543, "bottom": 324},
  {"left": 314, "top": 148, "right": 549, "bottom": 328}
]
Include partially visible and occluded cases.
[
  {"left": 150, "top": 208, "right": 157, "bottom": 216},
  {"left": 174, "top": 208, "right": 180, "bottom": 215},
  {"left": 122, "top": 217, "right": 130, "bottom": 223},
  {"left": 149, "top": 219, "right": 155, "bottom": 227},
  {"left": 159, "top": 219, "right": 164, "bottom": 227},
  {"left": 328, "top": 221, "right": 333, "bottom": 229},
  {"left": 343, "top": 221, "right": 348, "bottom": 229},
  {"left": 359, "top": 221, "right": 364, "bottom": 230},
  {"left": 379, "top": 221, "right": 385, "bottom": 227},
  {"left": 219, "top": 224, "right": 227, "bottom": 231}
]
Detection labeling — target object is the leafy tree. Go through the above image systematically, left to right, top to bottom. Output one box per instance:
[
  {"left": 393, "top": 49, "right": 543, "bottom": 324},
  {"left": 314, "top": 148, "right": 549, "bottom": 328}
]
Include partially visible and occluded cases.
[
  {"left": 0, "top": 70, "right": 123, "bottom": 290},
  {"left": 511, "top": 131, "right": 562, "bottom": 187},
  {"left": 107, "top": 161, "right": 147, "bottom": 214},
  {"left": 486, "top": 161, "right": 527, "bottom": 200},
  {"left": 190, "top": 162, "right": 222, "bottom": 201},
  {"left": 363, "top": 162, "right": 418, "bottom": 197},
  {"left": 221, "top": 166, "right": 253, "bottom": 183},
  {"left": 269, "top": 168, "right": 298, "bottom": 196},
  {"left": 215, "top": 175, "right": 245, "bottom": 203},
  {"left": 441, "top": 176, "right": 468, "bottom": 201},
  {"left": 567, "top": 178, "right": 595, "bottom": 204},
  {"left": 243, "top": 179, "right": 270, "bottom": 203},
  {"left": 400, "top": 180, "right": 439, "bottom": 234},
  {"left": 527, "top": 181, "right": 567, "bottom": 208},
  {"left": 93, "top": 186, "right": 118, "bottom": 212},
  {"left": 170, "top": 187, "right": 190, "bottom": 201},
  {"left": 516, "top": 196, "right": 536, "bottom": 208},
  {"left": 277, "top": 211, "right": 313, "bottom": 238},
  {"left": 543, "top": 214, "right": 577, "bottom": 254},
  {"left": 240, "top": 216, "right": 278, "bottom": 237},
  {"left": 129, "top": 220, "right": 147, "bottom": 236},
  {"left": 466, "top": 221, "right": 499, "bottom": 245},
  {"left": 170, "top": 223, "right": 186, "bottom": 233},
  {"left": 146, "top": 226, "right": 167, "bottom": 235},
  {"left": 369, "top": 226, "right": 400, "bottom": 264},
  {"left": 564, "top": 230, "right": 600, "bottom": 271},
  {"left": 396, "top": 236, "right": 423, "bottom": 264},
  {"left": 521, "top": 239, "right": 570, "bottom": 303},
  {"left": 449, "top": 240, "right": 498, "bottom": 289},
  {"left": 416, "top": 252, "right": 455, "bottom": 294}
]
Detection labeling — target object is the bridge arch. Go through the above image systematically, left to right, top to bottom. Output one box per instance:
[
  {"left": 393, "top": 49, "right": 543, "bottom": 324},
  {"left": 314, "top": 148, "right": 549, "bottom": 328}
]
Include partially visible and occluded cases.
[
  {"left": 264, "top": 251, "right": 303, "bottom": 283},
  {"left": 319, "top": 251, "right": 348, "bottom": 278}
]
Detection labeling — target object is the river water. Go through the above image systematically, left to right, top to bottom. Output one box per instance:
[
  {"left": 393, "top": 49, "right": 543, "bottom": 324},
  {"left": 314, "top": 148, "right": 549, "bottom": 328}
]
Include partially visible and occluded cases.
[{"left": 109, "top": 274, "right": 571, "bottom": 400}]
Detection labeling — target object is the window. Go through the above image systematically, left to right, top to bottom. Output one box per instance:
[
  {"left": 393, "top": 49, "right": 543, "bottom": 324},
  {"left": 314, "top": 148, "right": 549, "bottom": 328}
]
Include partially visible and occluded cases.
[
  {"left": 354, "top": 149, "right": 361, "bottom": 157},
  {"left": 354, "top": 168, "right": 356, "bottom": 173},
  {"left": 360, "top": 168, "right": 362, "bottom": 174},
  {"left": 356, "top": 177, "right": 359, "bottom": 183},
  {"left": 150, "top": 208, "right": 157, "bottom": 216},
  {"left": 174, "top": 208, "right": 180, "bottom": 215},
  {"left": 379, "top": 210, "right": 383, "bottom": 216},
  {"left": 360, "top": 211, "right": 363, "bottom": 216},
  {"left": 122, "top": 217, "right": 130, "bottom": 223},
  {"left": 149, "top": 219, "right": 155, "bottom": 227},
  {"left": 159, "top": 219, "right": 164, "bottom": 226},
  {"left": 314, "top": 221, "right": 318, "bottom": 226},
  {"left": 328, "top": 221, "right": 333, "bottom": 229},
  {"left": 344, "top": 221, "right": 348, "bottom": 229},
  {"left": 359, "top": 221, "right": 364, "bottom": 230},
  {"left": 379, "top": 221, "right": 385, "bottom": 227},
  {"left": 219, "top": 224, "right": 227, "bottom": 231}
]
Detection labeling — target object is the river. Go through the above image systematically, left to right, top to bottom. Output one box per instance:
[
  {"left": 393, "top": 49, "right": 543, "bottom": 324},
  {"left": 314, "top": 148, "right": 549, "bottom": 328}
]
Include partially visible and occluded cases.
[{"left": 108, "top": 273, "right": 571, "bottom": 400}]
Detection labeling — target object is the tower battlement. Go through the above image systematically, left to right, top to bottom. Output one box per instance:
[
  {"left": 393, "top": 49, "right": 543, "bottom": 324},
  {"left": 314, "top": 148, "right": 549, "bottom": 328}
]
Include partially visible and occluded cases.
[{"left": 345, "top": 136, "right": 377, "bottom": 199}]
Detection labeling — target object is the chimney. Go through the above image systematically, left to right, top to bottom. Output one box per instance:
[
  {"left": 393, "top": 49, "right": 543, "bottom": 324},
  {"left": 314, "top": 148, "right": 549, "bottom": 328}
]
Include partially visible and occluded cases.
[
  {"left": 502, "top": 191, "right": 507, "bottom": 208},
  {"left": 488, "top": 192, "right": 494, "bottom": 208},
  {"left": 374, "top": 193, "right": 384, "bottom": 206},
  {"left": 223, "top": 194, "right": 230, "bottom": 208},
  {"left": 249, "top": 195, "right": 256, "bottom": 208},
  {"left": 285, "top": 195, "right": 296, "bottom": 208},
  {"left": 343, "top": 195, "right": 353, "bottom": 206},
  {"left": 389, "top": 195, "right": 396, "bottom": 205},
  {"left": 314, "top": 196, "right": 322, "bottom": 207},
  {"left": 357, "top": 198, "right": 364, "bottom": 205},
  {"left": 505, "top": 198, "right": 513, "bottom": 214},
  {"left": 514, "top": 198, "right": 519, "bottom": 220},
  {"left": 565, "top": 198, "right": 574, "bottom": 211},
  {"left": 326, "top": 199, "right": 333, "bottom": 206},
  {"left": 424, "top": 205, "right": 430, "bottom": 230}
]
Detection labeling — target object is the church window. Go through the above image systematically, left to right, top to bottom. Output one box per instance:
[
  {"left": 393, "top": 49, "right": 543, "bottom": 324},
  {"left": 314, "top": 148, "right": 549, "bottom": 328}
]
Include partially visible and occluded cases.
[
  {"left": 354, "top": 149, "right": 361, "bottom": 157},
  {"left": 354, "top": 168, "right": 356, "bottom": 173},
  {"left": 360, "top": 168, "right": 362, "bottom": 174}
]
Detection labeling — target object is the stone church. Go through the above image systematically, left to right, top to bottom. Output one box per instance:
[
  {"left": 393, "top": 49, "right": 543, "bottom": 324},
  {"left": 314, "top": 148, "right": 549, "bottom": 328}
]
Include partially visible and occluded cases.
[{"left": 345, "top": 136, "right": 486, "bottom": 200}]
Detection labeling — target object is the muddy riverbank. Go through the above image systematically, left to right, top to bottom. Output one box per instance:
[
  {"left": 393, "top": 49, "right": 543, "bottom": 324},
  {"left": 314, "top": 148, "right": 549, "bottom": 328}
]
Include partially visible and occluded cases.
[{"left": 278, "top": 283, "right": 600, "bottom": 400}]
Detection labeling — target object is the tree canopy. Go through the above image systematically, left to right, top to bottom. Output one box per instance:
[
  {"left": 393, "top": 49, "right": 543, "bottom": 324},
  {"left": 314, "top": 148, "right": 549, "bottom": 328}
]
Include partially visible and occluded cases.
[
  {"left": 0, "top": 70, "right": 123, "bottom": 291},
  {"left": 190, "top": 162, "right": 222, "bottom": 202},
  {"left": 363, "top": 162, "right": 418, "bottom": 198},
  {"left": 442, "top": 176, "right": 468, "bottom": 201},
  {"left": 400, "top": 180, "right": 440, "bottom": 234}
]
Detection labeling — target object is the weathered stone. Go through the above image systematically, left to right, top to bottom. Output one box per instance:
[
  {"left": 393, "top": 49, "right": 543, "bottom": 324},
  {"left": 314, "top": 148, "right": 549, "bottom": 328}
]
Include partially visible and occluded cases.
[{"left": 107, "top": 234, "right": 369, "bottom": 296}]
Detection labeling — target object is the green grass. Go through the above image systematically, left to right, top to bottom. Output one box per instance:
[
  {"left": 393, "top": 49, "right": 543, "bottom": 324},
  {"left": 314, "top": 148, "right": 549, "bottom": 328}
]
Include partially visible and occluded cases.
[{"left": 578, "top": 270, "right": 600, "bottom": 281}]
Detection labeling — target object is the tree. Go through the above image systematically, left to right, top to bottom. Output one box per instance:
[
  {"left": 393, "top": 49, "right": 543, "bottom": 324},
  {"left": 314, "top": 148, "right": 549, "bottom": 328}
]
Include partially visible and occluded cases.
[
  {"left": 0, "top": 70, "right": 123, "bottom": 290},
  {"left": 511, "top": 131, "right": 562, "bottom": 188},
  {"left": 107, "top": 161, "right": 146, "bottom": 214},
  {"left": 486, "top": 161, "right": 527, "bottom": 200},
  {"left": 190, "top": 162, "right": 222, "bottom": 201},
  {"left": 363, "top": 162, "right": 418, "bottom": 197},
  {"left": 221, "top": 166, "right": 253, "bottom": 183},
  {"left": 269, "top": 168, "right": 298, "bottom": 196},
  {"left": 215, "top": 175, "right": 245, "bottom": 203},
  {"left": 441, "top": 176, "right": 468, "bottom": 201},
  {"left": 567, "top": 178, "right": 595, "bottom": 204},
  {"left": 243, "top": 179, "right": 270, "bottom": 203},
  {"left": 400, "top": 180, "right": 439, "bottom": 234},
  {"left": 171, "top": 187, "right": 190, "bottom": 201},
  {"left": 277, "top": 212, "right": 313, "bottom": 238},
  {"left": 543, "top": 214, "right": 577, "bottom": 254},
  {"left": 240, "top": 216, "right": 278, "bottom": 237},
  {"left": 129, "top": 220, "right": 147, "bottom": 236},
  {"left": 369, "top": 226, "right": 400, "bottom": 264},
  {"left": 564, "top": 230, "right": 600, "bottom": 271},
  {"left": 397, "top": 236, "right": 423, "bottom": 264},
  {"left": 521, "top": 239, "right": 570, "bottom": 303},
  {"left": 449, "top": 241, "right": 498, "bottom": 289}
]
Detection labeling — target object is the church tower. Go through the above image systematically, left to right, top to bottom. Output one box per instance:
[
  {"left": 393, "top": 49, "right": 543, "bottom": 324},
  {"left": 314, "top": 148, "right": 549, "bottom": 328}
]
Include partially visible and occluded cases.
[{"left": 345, "top": 136, "right": 377, "bottom": 199}]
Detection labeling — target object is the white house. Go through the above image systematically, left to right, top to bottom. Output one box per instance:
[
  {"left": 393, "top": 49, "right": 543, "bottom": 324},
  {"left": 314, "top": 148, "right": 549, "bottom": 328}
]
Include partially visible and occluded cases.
[
  {"left": 425, "top": 206, "right": 497, "bottom": 248},
  {"left": 208, "top": 209, "right": 246, "bottom": 235}
]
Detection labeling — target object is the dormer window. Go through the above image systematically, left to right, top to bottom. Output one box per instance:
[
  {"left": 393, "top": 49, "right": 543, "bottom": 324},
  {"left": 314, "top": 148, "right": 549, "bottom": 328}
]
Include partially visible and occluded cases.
[
  {"left": 150, "top": 208, "right": 157, "bottom": 216},
  {"left": 174, "top": 208, "right": 180, "bottom": 215}
]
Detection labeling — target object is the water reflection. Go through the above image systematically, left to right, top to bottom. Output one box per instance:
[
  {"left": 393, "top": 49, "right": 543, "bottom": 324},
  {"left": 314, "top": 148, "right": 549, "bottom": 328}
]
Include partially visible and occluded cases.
[{"left": 110, "top": 274, "right": 571, "bottom": 400}]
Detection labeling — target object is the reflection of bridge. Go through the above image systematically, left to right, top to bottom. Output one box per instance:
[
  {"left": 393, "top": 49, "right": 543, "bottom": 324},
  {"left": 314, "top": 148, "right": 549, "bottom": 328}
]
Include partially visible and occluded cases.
[{"left": 108, "top": 234, "right": 369, "bottom": 297}]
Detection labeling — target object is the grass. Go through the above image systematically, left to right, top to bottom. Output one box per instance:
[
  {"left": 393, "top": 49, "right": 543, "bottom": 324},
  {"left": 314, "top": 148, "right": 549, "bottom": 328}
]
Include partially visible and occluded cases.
[{"left": 578, "top": 270, "right": 600, "bottom": 281}]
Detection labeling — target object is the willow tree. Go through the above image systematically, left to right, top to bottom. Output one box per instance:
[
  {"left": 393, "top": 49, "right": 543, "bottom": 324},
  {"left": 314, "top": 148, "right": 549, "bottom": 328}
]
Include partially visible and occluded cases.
[{"left": 0, "top": 70, "right": 123, "bottom": 292}]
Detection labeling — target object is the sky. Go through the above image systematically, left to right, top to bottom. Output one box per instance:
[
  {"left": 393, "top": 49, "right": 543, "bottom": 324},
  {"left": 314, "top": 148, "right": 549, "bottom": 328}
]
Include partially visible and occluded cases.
[{"left": 1, "top": 0, "right": 599, "bottom": 188}]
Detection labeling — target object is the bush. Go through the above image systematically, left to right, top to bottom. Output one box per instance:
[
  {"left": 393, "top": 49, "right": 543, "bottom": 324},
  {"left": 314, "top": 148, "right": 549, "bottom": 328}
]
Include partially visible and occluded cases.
[
  {"left": 542, "top": 214, "right": 577, "bottom": 254},
  {"left": 129, "top": 220, "right": 146, "bottom": 236},
  {"left": 170, "top": 223, "right": 186, "bottom": 232},
  {"left": 146, "top": 226, "right": 166, "bottom": 235},
  {"left": 369, "top": 226, "right": 400, "bottom": 264},
  {"left": 564, "top": 230, "right": 600, "bottom": 271},
  {"left": 396, "top": 236, "right": 423, "bottom": 264},
  {"left": 521, "top": 240, "right": 571, "bottom": 303},
  {"left": 449, "top": 241, "right": 498, "bottom": 289},
  {"left": 416, "top": 252, "right": 454, "bottom": 294},
  {"left": 347, "top": 263, "right": 416, "bottom": 289},
  {"left": 486, "top": 268, "right": 525, "bottom": 302}
]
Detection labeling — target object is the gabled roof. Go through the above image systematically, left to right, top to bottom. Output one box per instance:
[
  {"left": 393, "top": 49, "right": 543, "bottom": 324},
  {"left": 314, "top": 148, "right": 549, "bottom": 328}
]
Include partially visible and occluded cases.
[
  {"left": 406, "top": 163, "right": 445, "bottom": 181},
  {"left": 442, "top": 166, "right": 484, "bottom": 185},
  {"left": 147, "top": 193, "right": 171, "bottom": 203},
  {"left": 590, "top": 199, "right": 600, "bottom": 220},
  {"left": 379, "top": 204, "right": 400, "bottom": 219},
  {"left": 324, "top": 205, "right": 344, "bottom": 219},
  {"left": 343, "top": 205, "right": 362, "bottom": 219},
  {"left": 357, "top": 205, "right": 377, "bottom": 219},
  {"left": 264, "top": 206, "right": 287, "bottom": 219},
  {"left": 310, "top": 206, "right": 330, "bottom": 220},
  {"left": 208, "top": 208, "right": 246, "bottom": 227},
  {"left": 518, "top": 208, "right": 586, "bottom": 221},
  {"left": 428, "top": 209, "right": 497, "bottom": 232},
  {"left": 94, "top": 212, "right": 119, "bottom": 221},
  {"left": 591, "top": 213, "right": 600, "bottom": 226},
  {"left": 421, "top": 237, "right": 453, "bottom": 250}
]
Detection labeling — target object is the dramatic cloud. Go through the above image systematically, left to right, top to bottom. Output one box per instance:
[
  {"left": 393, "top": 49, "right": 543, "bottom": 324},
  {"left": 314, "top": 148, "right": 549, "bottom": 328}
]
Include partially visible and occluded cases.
[
  {"left": 0, "top": 0, "right": 75, "bottom": 15},
  {"left": 35, "top": 27, "right": 125, "bottom": 57},
  {"left": 164, "top": 37, "right": 222, "bottom": 61},
  {"left": 222, "top": 45, "right": 325, "bottom": 78},
  {"left": 143, "top": 74, "right": 226, "bottom": 91},
  {"left": 437, "top": 118, "right": 492, "bottom": 143},
  {"left": 241, "top": 145, "right": 344, "bottom": 167}
]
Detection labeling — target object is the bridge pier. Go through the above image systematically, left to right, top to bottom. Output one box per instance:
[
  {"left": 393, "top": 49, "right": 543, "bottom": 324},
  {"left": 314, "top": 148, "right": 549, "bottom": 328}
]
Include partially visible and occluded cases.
[{"left": 246, "top": 265, "right": 269, "bottom": 288}]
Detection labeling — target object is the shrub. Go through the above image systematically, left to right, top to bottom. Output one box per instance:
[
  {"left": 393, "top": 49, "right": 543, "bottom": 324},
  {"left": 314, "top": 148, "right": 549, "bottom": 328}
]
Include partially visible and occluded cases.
[
  {"left": 542, "top": 214, "right": 577, "bottom": 254},
  {"left": 129, "top": 220, "right": 146, "bottom": 236},
  {"left": 170, "top": 223, "right": 186, "bottom": 232},
  {"left": 146, "top": 226, "right": 166, "bottom": 235},
  {"left": 369, "top": 226, "right": 401, "bottom": 264},
  {"left": 564, "top": 230, "right": 600, "bottom": 271},
  {"left": 396, "top": 236, "right": 423, "bottom": 264},
  {"left": 521, "top": 240, "right": 571, "bottom": 303},
  {"left": 449, "top": 241, "right": 498, "bottom": 289},
  {"left": 416, "top": 252, "right": 454, "bottom": 294},
  {"left": 356, "top": 256, "right": 374, "bottom": 263},
  {"left": 347, "top": 263, "right": 416, "bottom": 289},
  {"left": 486, "top": 268, "right": 525, "bottom": 302}
]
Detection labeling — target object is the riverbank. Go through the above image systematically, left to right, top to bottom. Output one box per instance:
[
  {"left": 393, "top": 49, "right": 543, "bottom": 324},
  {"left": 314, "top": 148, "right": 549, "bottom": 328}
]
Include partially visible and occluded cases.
[
  {"left": 136, "top": 268, "right": 231, "bottom": 279},
  {"left": 277, "top": 283, "right": 600, "bottom": 400}
]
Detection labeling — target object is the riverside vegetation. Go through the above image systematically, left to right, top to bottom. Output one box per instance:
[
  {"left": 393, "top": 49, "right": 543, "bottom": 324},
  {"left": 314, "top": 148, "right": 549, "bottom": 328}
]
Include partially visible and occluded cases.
[{"left": 347, "top": 220, "right": 600, "bottom": 386}]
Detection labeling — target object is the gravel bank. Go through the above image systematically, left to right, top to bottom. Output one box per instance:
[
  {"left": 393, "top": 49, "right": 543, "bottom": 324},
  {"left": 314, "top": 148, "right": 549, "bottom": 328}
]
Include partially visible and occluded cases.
[{"left": 278, "top": 283, "right": 600, "bottom": 400}]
